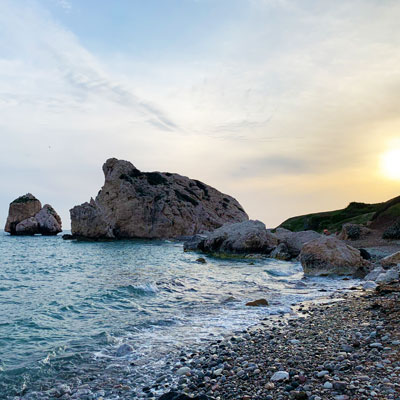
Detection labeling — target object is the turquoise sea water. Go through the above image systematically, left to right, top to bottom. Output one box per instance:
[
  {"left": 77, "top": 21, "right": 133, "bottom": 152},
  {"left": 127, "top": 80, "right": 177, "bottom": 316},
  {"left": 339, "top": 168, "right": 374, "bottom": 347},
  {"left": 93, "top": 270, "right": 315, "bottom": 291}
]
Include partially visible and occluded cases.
[{"left": 0, "top": 231, "right": 358, "bottom": 399}]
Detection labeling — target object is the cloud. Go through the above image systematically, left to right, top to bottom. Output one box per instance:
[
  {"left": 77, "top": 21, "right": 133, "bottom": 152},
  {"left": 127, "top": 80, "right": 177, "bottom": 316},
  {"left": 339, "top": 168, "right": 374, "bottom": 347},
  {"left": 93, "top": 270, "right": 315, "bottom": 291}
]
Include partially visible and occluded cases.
[{"left": 1, "top": 0, "right": 400, "bottom": 229}]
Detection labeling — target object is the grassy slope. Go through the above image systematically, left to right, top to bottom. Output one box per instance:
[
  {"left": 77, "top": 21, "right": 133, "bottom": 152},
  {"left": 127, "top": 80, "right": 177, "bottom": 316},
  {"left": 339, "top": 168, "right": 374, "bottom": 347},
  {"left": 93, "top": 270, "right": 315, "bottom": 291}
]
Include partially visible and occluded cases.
[{"left": 279, "top": 196, "right": 400, "bottom": 233}]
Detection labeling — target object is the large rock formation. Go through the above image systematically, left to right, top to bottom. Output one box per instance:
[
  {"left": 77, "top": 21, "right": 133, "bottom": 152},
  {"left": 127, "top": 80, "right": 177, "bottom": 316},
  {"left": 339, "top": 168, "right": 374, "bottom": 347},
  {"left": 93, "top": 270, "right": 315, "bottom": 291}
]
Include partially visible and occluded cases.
[
  {"left": 70, "top": 158, "right": 248, "bottom": 239},
  {"left": 4, "top": 194, "right": 62, "bottom": 236},
  {"left": 184, "top": 220, "right": 278, "bottom": 255},
  {"left": 299, "top": 236, "right": 370, "bottom": 276}
]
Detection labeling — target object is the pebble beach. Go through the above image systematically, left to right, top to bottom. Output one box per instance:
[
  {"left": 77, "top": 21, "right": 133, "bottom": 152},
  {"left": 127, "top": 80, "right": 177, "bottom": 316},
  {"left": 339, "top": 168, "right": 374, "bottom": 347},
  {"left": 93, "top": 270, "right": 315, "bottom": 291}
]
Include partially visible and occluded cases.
[{"left": 158, "top": 283, "right": 400, "bottom": 400}]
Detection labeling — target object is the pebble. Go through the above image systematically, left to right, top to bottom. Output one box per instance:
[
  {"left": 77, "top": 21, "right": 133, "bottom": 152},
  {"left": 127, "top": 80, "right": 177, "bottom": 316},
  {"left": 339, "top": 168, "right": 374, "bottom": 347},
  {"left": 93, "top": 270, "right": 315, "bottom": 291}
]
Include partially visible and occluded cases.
[
  {"left": 176, "top": 367, "right": 191, "bottom": 376},
  {"left": 270, "top": 371, "right": 289, "bottom": 381}
]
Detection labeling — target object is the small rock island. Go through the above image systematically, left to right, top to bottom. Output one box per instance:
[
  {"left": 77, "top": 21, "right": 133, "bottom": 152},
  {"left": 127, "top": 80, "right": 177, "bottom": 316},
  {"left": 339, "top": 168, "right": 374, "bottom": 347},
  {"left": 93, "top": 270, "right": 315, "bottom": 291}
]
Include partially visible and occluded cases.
[
  {"left": 69, "top": 158, "right": 248, "bottom": 239},
  {"left": 5, "top": 193, "right": 62, "bottom": 235}
]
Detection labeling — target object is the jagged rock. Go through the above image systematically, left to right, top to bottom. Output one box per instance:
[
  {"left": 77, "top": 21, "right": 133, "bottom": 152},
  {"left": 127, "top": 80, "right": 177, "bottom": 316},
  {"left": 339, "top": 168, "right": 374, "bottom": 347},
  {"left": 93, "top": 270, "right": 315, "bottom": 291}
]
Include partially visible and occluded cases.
[
  {"left": 70, "top": 158, "right": 248, "bottom": 239},
  {"left": 4, "top": 194, "right": 62, "bottom": 236},
  {"left": 5, "top": 194, "right": 42, "bottom": 234},
  {"left": 35, "top": 204, "right": 62, "bottom": 235},
  {"left": 15, "top": 217, "right": 39, "bottom": 235},
  {"left": 193, "top": 220, "right": 278, "bottom": 255},
  {"left": 338, "top": 223, "right": 371, "bottom": 240},
  {"left": 274, "top": 228, "right": 321, "bottom": 258},
  {"left": 299, "top": 236, "right": 370, "bottom": 276},
  {"left": 381, "top": 251, "right": 400, "bottom": 267}
]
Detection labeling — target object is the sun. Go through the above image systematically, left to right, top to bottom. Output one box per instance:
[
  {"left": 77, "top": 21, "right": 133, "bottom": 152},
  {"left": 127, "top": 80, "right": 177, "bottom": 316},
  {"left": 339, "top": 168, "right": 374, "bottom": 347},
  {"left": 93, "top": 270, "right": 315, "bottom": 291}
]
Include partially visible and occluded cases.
[{"left": 381, "top": 148, "right": 400, "bottom": 180}]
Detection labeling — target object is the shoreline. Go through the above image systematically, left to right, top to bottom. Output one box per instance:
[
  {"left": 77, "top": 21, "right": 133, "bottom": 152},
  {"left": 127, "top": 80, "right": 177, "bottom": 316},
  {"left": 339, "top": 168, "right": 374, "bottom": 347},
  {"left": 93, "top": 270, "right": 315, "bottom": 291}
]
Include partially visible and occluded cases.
[{"left": 156, "top": 285, "right": 400, "bottom": 400}]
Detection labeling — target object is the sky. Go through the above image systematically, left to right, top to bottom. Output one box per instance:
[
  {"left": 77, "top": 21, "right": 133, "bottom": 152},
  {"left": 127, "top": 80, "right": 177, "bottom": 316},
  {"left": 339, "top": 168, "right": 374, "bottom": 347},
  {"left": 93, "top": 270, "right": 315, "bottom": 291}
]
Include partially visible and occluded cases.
[{"left": 1, "top": 0, "right": 400, "bottom": 230}]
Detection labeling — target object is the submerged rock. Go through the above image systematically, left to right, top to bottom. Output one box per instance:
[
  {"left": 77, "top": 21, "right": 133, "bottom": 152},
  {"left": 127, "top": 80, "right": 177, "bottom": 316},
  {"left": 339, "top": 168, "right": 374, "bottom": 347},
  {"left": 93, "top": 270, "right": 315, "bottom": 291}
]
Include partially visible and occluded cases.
[
  {"left": 70, "top": 158, "right": 248, "bottom": 239},
  {"left": 5, "top": 194, "right": 62, "bottom": 236},
  {"left": 192, "top": 220, "right": 278, "bottom": 255},
  {"left": 299, "top": 236, "right": 370, "bottom": 276},
  {"left": 245, "top": 298, "right": 269, "bottom": 307}
]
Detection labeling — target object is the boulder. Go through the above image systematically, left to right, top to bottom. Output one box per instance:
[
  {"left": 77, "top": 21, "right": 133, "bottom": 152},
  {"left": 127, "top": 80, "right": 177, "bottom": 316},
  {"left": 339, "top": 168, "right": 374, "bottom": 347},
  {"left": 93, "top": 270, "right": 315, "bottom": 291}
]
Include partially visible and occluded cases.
[
  {"left": 70, "top": 158, "right": 248, "bottom": 239},
  {"left": 4, "top": 193, "right": 42, "bottom": 234},
  {"left": 4, "top": 194, "right": 62, "bottom": 236},
  {"left": 35, "top": 204, "right": 62, "bottom": 235},
  {"left": 15, "top": 217, "right": 39, "bottom": 235},
  {"left": 197, "top": 220, "right": 278, "bottom": 255},
  {"left": 338, "top": 223, "right": 371, "bottom": 240},
  {"left": 275, "top": 228, "right": 321, "bottom": 258},
  {"left": 299, "top": 236, "right": 370, "bottom": 276},
  {"left": 381, "top": 251, "right": 400, "bottom": 267}
]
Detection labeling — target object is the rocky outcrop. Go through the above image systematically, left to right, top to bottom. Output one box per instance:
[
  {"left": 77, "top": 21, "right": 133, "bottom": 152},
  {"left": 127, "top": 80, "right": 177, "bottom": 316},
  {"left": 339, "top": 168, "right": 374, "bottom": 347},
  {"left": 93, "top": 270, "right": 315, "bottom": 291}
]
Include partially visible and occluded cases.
[
  {"left": 70, "top": 158, "right": 248, "bottom": 239},
  {"left": 4, "top": 194, "right": 62, "bottom": 236},
  {"left": 5, "top": 194, "right": 42, "bottom": 234},
  {"left": 185, "top": 220, "right": 278, "bottom": 255},
  {"left": 338, "top": 223, "right": 371, "bottom": 240},
  {"left": 274, "top": 228, "right": 321, "bottom": 258},
  {"left": 299, "top": 236, "right": 370, "bottom": 276}
]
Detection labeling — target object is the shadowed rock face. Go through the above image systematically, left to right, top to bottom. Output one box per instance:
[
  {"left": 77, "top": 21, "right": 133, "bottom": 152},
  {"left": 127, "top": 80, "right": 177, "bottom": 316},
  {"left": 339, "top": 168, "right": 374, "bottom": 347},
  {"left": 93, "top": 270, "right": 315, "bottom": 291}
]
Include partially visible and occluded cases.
[
  {"left": 70, "top": 158, "right": 248, "bottom": 239},
  {"left": 5, "top": 194, "right": 62, "bottom": 236}
]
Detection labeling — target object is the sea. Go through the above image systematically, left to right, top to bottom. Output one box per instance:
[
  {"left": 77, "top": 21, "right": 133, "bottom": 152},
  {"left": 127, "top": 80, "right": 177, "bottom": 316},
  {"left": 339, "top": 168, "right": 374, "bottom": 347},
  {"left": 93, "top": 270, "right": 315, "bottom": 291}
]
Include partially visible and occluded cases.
[{"left": 0, "top": 231, "right": 359, "bottom": 399}]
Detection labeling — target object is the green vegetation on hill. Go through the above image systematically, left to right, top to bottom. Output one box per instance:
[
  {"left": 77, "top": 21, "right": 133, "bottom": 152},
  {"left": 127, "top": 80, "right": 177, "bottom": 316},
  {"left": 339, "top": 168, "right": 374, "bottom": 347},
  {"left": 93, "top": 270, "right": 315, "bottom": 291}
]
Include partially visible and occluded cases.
[{"left": 279, "top": 196, "right": 400, "bottom": 233}]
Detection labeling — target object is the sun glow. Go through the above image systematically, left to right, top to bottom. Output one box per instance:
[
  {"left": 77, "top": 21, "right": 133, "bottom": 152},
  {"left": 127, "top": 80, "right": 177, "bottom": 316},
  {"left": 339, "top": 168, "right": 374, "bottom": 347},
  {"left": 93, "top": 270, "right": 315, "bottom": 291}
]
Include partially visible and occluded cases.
[{"left": 381, "top": 148, "right": 400, "bottom": 180}]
